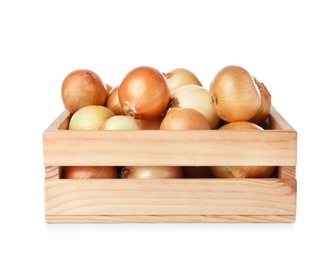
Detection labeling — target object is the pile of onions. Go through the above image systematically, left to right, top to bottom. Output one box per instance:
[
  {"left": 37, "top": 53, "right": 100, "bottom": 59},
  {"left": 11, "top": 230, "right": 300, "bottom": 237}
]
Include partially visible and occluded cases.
[
  {"left": 210, "top": 65, "right": 261, "bottom": 122},
  {"left": 118, "top": 66, "right": 170, "bottom": 120},
  {"left": 163, "top": 68, "right": 202, "bottom": 92},
  {"left": 61, "top": 69, "right": 108, "bottom": 114},
  {"left": 169, "top": 84, "right": 219, "bottom": 128},
  {"left": 69, "top": 105, "right": 115, "bottom": 130},
  {"left": 160, "top": 107, "right": 211, "bottom": 130},
  {"left": 210, "top": 121, "right": 275, "bottom": 178},
  {"left": 62, "top": 166, "right": 118, "bottom": 179},
  {"left": 121, "top": 166, "right": 183, "bottom": 179}
]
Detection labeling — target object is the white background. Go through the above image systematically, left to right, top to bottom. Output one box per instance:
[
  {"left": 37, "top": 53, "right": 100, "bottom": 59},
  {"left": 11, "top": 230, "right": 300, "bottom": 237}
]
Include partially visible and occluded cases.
[{"left": 1, "top": 0, "right": 324, "bottom": 259}]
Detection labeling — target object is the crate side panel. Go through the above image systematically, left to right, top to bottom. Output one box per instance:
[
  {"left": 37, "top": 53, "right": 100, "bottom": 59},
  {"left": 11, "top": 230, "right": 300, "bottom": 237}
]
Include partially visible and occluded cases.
[{"left": 44, "top": 179, "right": 296, "bottom": 216}]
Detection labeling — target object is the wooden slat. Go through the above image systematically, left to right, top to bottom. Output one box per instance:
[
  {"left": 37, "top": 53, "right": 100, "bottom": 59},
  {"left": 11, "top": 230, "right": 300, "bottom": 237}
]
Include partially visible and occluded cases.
[
  {"left": 44, "top": 178, "right": 296, "bottom": 217},
  {"left": 45, "top": 215, "right": 296, "bottom": 223}
]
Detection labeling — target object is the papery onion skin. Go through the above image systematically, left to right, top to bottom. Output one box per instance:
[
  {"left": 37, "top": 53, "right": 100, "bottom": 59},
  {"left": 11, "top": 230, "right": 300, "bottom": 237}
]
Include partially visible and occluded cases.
[
  {"left": 210, "top": 65, "right": 261, "bottom": 122},
  {"left": 118, "top": 66, "right": 170, "bottom": 120},
  {"left": 164, "top": 68, "right": 202, "bottom": 92},
  {"left": 61, "top": 69, "right": 107, "bottom": 114},
  {"left": 249, "top": 78, "right": 272, "bottom": 127},
  {"left": 170, "top": 84, "right": 220, "bottom": 128},
  {"left": 105, "top": 86, "right": 125, "bottom": 115},
  {"left": 69, "top": 105, "right": 115, "bottom": 130},
  {"left": 160, "top": 107, "right": 211, "bottom": 130},
  {"left": 99, "top": 115, "right": 140, "bottom": 130},
  {"left": 136, "top": 116, "right": 163, "bottom": 130},
  {"left": 211, "top": 121, "right": 275, "bottom": 178},
  {"left": 62, "top": 166, "right": 118, "bottom": 179},
  {"left": 121, "top": 166, "right": 183, "bottom": 179}
]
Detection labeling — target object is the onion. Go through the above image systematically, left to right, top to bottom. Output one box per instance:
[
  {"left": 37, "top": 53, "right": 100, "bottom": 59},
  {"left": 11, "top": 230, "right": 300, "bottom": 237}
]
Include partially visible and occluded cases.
[
  {"left": 210, "top": 65, "right": 261, "bottom": 122},
  {"left": 118, "top": 66, "right": 170, "bottom": 120},
  {"left": 163, "top": 68, "right": 202, "bottom": 92},
  {"left": 61, "top": 69, "right": 107, "bottom": 114},
  {"left": 249, "top": 78, "right": 272, "bottom": 127},
  {"left": 105, "top": 83, "right": 113, "bottom": 94},
  {"left": 170, "top": 84, "right": 220, "bottom": 128},
  {"left": 105, "top": 86, "right": 125, "bottom": 115},
  {"left": 69, "top": 105, "right": 115, "bottom": 130},
  {"left": 160, "top": 107, "right": 211, "bottom": 130},
  {"left": 99, "top": 115, "right": 140, "bottom": 130},
  {"left": 136, "top": 116, "right": 163, "bottom": 130},
  {"left": 210, "top": 121, "right": 275, "bottom": 178},
  {"left": 62, "top": 166, "right": 118, "bottom": 179},
  {"left": 121, "top": 166, "right": 183, "bottom": 179},
  {"left": 182, "top": 166, "right": 215, "bottom": 178}
]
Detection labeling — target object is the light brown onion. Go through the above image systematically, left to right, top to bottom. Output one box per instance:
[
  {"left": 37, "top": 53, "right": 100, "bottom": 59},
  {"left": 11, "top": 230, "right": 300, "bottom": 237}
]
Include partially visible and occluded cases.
[
  {"left": 210, "top": 65, "right": 261, "bottom": 122},
  {"left": 118, "top": 66, "right": 170, "bottom": 120},
  {"left": 163, "top": 68, "right": 202, "bottom": 92},
  {"left": 61, "top": 69, "right": 107, "bottom": 114},
  {"left": 249, "top": 78, "right": 272, "bottom": 127},
  {"left": 170, "top": 84, "right": 219, "bottom": 128},
  {"left": 105, "top": 86, "right": 125, "bottom": 115},
  {"left": 69, "top": 105, "right": 115, "bottom": 130},
  {"left": 160, "top": 107, "right": 211, "bottom": 130},
  {"left": 99, "top": 115, "right": 140, "bottom": 130},
  {"left": 136, "top": 116, "right": 163, "bottom": 130},
  {"left": 211, "top": 121, "right": 275, "bottom": 178},
  {"left": 62, "top": 166, "right": 118, "bottom": 179},
  {"left": 121, "top": 166, "right": 183, "bottom": 179}
]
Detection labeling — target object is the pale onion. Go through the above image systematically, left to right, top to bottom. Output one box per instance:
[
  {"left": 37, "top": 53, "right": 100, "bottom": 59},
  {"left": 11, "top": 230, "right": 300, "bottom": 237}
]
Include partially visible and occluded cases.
[
  {"left": 210, "top": 65, "right": 261, "bottom": 122},
  {"left": 118, "top": 66, "right": 170, "bottom": 120},
  {"left": 163, "top": 68, "right": 202, "bottom": 92},
  {"left": 61, "top": 69, "right": 107, "bottom": 114},
  {"left": 249, "top": 78, "right": 272, "bottom": 127},
  {"left": 170, "top": 84, "right": 220, "bottom": 128},
  {"left": 105, "top": 86, "right": 125, "bottom": 115},
  {"left": 69, "top": 105, "right": 115, "bottom": 130},
  {"left": 160, "top": 107, "right": 211, "bottom": 130},
  {"left": 99, "top": 115, "right": 140, "bottom": 130},
  {"left": 136, "top": 116, "right": 163, "bottom": 130},
  {"left": 210, "top": 121, "right": 275, "bottom": 178},
  {"left": 62, "top": 166, "right": 118, "bottom": 179},
  {"left": 121, "top": 166, "right": 183, "bottom": 179},
  {"left": 182, "top": 166, "right": 215, "bottom": 178}
]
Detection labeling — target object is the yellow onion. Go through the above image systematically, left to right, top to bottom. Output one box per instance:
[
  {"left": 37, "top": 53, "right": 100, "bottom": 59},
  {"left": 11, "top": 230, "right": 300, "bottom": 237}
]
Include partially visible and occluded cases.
[
  {"left": 210, "top": 65, "right": 261, "bottom": 122},
  {"left": 118, "top": 66, "right": 170, "bottom": 120},
  {"left": 163, "top": 68, "right": 202, "bottom": 92},
  {"left": 61, "top": 69, "right": 107, "bottom": 114},
  {"left": 249, "top": 78, "right": 272, "bottom": 127},
  {"left": 105, "top": 83, "right": 113, "bottom": 94},
  {"left": 170, "top": 84, "right": 219, "bottom": 128},
  {"left": 105, "top": 86, "right": 125, "bottom": 115},
  {"left": 69, "top": 105, "right": 115, "bottom": 130},
  {"left": 160, "top": 107, "right": 211, "bottom": 130},
  {"left": 99, "top": 115, "right": 140, "bottom": 130},
  {"left": 136, "top": 116, "right": 163, "bottom": 130},
  {"left": 210, "top": 121, "right": 275, "bottom": 178},
  {"left": 62, "top": 166, "right": 118, "bottom": 179},
  {"left": 121, "top": 166, "right": 183, "bottom": 179},
  {"left": 182, "top": 166, "right": 215, "bottom": 178}
]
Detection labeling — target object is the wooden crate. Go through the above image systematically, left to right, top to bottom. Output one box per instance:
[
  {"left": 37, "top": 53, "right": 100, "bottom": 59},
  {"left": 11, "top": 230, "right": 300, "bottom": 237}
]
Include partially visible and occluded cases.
[{"left": 43, "top": 106, "right": 297, "bottom": 223}]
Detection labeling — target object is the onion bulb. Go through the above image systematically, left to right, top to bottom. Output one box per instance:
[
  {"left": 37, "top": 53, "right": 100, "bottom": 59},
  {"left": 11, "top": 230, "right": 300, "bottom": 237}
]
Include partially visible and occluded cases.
[
  {"left": 210, "top": 65, "right": 261, "bottom": 122},
  {"left": 118, "top": 66, "right": 170, "bottom": 120},
  {"left": 163, "top": 68, "right": 202, "bottom": 92},
  {"left": 61, "top": 69, "right": 107, "bottom": 114},
  {"left": 249, "top": 78, "right": 272, "bottom": 127},
  {"left": 170, "top": 84, "right": 219, "bottom": 128},
  {"left": 105, "top": 86, "right": 125, "bottom": 115},
  {"left": 69, "top": 105, "right": 115, "bottom": 130},
  {"left": 160, "top": 107, "right": 211, "bottom": 130},
  {"left": 99, "top": 115, "right": 140, "bottom": 130},
  {"left": 136, "top": 116, "right": 163, "bottom": 130},
  {"left": 210, "top": 121, "right": 275, "bottom": 178},
  {"left": 62, "top": 166, "right": 118, "bottom": 179},
  {"left": 121, "top": 166, "right": 183, "bottom": 179}
]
